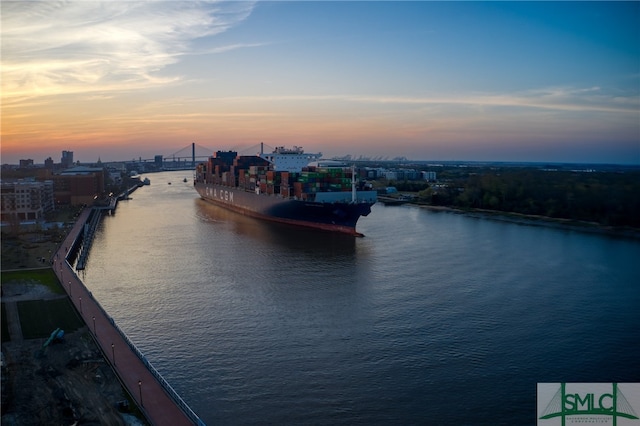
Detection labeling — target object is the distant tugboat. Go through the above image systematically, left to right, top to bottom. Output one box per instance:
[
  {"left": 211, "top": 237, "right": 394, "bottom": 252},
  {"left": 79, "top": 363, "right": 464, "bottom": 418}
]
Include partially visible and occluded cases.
[{"left": 194, "top": 144, "right": 377, "bottom": 235}]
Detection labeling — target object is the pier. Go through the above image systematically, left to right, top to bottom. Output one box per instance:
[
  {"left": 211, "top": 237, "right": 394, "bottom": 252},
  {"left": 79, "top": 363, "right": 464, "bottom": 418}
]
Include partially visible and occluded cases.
[
  {"left": 53, "top": 208, "right": 204, "bottom": 425},
  {"left": 74, "top": 208, "right": 101, "bottom": 270}
]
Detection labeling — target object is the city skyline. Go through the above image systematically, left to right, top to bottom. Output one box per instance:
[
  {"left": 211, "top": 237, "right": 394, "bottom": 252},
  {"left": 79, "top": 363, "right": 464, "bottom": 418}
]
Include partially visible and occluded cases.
[{"left": 2, "top": 1, "right": 639, "bottom": 165}]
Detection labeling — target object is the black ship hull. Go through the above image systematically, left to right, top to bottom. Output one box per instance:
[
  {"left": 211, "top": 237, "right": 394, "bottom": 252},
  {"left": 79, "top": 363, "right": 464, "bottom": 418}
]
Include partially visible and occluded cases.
[{"left": 195, "top": 182, "right": 374, "bottom": 235}]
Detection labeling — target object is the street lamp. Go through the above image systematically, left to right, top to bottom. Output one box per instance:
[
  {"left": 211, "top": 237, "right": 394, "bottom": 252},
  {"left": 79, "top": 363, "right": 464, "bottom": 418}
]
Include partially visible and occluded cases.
[
  {"left": 68, "top": 280, "right": 72, "bottom": 297},
  {"left": 79, "top": 296, "right": 82, "bottom": 314},
  {"left": 92, "top": 316, "right": 96, "bottom": 334},
  {"left": 111, "top": 343, "right": 116, "bottom": 365},
  {"left": 138, "top": 380, "right": 143, "bottom": 407}
]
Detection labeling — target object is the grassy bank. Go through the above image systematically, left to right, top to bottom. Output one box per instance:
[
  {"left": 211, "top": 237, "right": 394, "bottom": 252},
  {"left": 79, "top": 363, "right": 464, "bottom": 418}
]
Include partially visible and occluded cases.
[{"left": 1, "top": 269, "right": 64, "bottom": 294}]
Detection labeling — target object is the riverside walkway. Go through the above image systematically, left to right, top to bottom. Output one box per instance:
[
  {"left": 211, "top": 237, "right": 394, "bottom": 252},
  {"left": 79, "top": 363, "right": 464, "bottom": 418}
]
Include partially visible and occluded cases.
[{"left": 53, "top": 208, "right": 203, "bottom": 426}]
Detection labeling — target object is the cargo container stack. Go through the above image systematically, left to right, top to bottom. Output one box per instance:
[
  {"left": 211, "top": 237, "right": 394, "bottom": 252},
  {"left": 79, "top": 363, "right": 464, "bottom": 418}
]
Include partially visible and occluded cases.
[{"left": 198, "top": 151, "right": 360, "bottom": 201}]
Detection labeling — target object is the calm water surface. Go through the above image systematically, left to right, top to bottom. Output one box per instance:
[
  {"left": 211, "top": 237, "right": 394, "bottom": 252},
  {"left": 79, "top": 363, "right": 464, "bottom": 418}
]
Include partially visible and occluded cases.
[{"left": 82, "top": 171, "right": 640, "bottom": 425}]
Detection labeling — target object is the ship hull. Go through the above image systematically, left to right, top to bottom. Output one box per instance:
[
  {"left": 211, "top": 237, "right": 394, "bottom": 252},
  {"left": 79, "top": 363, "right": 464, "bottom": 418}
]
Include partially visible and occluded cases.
[{"left": 195, "top": 182, "right": 374, "bottom": 235}]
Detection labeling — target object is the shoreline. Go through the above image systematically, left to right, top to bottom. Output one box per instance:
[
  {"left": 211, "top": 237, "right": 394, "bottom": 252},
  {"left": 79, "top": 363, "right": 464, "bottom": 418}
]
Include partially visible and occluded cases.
[{"left": 415, "top": 204, "right": 640, "bottom": 239}]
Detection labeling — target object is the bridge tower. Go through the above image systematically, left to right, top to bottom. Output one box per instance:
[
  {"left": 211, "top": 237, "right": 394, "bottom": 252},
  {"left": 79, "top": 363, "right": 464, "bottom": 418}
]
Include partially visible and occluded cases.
[{"left": 192, "top": 142, "right": 195, "bottom": 168}]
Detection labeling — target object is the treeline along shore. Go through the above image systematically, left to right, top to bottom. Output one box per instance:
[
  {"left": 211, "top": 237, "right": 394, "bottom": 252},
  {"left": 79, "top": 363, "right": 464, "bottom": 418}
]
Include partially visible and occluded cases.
[{"left": 379, "top": 163, "right": 640, "bottom": 232}]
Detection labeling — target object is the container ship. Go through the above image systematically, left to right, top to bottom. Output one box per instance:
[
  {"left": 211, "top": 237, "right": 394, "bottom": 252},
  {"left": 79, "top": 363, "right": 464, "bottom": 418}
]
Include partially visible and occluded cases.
[{"left": 194, "top": 145, "right": 377, "bottom": 235}]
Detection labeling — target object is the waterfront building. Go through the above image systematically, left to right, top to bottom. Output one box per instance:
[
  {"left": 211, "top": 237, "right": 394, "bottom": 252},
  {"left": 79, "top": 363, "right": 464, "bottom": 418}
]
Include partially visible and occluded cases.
[
  {"left": 56, "top": 166, "right": 106, "bottom": 205},
  {"left": 0, "top": 178, "right": 55, "bottom": 222}
]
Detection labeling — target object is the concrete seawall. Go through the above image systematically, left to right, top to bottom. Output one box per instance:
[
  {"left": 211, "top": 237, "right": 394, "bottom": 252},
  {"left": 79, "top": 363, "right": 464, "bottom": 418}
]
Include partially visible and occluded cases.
[{"left": 54, "top": 208, "right": 205, "bottom": 426}]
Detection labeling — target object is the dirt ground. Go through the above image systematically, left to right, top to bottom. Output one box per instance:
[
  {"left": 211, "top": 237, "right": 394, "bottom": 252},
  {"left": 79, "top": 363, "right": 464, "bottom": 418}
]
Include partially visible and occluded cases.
[
  {"left": 1, "top": 216, "right": 149, "bottom": 426},
  {"left": 1, "top": 281, "right": 147, "bottom": 426}
]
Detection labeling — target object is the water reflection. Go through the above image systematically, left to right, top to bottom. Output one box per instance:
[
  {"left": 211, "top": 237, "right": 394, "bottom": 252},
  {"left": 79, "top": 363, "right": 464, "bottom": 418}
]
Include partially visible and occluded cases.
[{"left": 193, "top": 199, "right": 357, "bottom": 258}]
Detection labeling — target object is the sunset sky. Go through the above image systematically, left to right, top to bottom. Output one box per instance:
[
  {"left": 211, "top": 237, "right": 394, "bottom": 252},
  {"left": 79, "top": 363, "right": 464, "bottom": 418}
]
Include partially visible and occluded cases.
[{"left": 2, "top": 1, "right": 639, "bottom": 165}]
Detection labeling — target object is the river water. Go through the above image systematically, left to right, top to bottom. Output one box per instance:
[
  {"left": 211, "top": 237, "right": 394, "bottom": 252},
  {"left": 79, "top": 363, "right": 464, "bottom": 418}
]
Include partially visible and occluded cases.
[{"left": 81, "top": 170, "right": 640, "bottom": 425}]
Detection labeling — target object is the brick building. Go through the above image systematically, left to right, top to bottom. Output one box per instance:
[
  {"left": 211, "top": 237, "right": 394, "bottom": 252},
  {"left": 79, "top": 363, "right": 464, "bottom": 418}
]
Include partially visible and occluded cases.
[{"left": 54, "top": 166, "right": 106, "bottom": 205}]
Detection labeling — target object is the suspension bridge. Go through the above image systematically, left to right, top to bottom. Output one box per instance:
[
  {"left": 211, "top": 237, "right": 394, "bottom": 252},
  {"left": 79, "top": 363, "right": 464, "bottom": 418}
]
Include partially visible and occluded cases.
[
  {"left": 126, "top": 143, "right": 280, "bottom": 171},
  {"left": 160, "top": 143, "right": 215, "bottom": 170}
]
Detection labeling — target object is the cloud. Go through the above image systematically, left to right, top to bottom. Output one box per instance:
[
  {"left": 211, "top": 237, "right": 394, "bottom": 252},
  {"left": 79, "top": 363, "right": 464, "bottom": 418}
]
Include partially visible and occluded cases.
[
  {"left": 1, "top": 0, "right": 256, "bottom": 102},
  {"left": 195, "top": 42, "right": 270, "bottom": 55},
  {"left": 209, "top": 85, "right": 638, "bottom": 115},
  {"left": 347, "top": 87, "right": 639, "bottom": 115}
]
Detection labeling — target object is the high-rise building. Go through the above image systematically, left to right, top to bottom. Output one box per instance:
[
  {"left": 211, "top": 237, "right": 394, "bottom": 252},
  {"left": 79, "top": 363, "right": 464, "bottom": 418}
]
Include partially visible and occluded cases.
[
  {"left": 61, "top": 150, "right": 74, "bottom": 168},
  {"left": 19, "top": 159, "right": 34, "bottom": 168}
]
